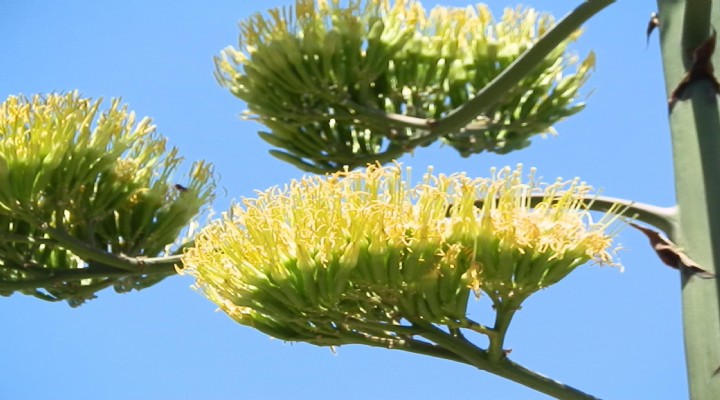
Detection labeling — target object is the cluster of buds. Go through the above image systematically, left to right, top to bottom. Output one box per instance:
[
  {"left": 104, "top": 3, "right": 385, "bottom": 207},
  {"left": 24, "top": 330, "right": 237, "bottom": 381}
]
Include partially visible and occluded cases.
[
  {"left": 215, "top": 0, "right": 594, "bottom": 172},
  {"left": 0, "top": 92, "right": 215, "bottom": 305},
  {"left": 182, "top": 164, "right": 623, "bottom": 346}
]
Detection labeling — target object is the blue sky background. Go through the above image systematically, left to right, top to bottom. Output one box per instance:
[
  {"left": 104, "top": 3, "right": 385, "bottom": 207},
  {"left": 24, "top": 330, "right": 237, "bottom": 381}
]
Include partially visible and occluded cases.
[{"left": 0, "top": 1, "right": 683, "bottom": 399}]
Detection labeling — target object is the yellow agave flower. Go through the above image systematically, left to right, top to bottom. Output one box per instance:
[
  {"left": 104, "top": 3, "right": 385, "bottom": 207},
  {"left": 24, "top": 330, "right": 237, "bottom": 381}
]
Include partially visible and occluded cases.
[
  {"left": 215, "top": 0, "right": 593, "bottom": 173},
  {"left": 0, "top": 92, "right": 215, "bottom": 305},
  {"left": 182, "top": 164, "right": 623, "bottom": 345}
]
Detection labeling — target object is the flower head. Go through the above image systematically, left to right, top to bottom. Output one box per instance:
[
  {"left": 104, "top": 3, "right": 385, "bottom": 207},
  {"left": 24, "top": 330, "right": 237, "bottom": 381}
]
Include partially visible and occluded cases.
[
  {"left": 216, "top": 0, "right": 593, "bottom": 172},
  {"left": 0, "top": 92, "right": 215, "bottom": 305},
  {"left": 183, "top": 163, "right": 623, "bottom": 345}
]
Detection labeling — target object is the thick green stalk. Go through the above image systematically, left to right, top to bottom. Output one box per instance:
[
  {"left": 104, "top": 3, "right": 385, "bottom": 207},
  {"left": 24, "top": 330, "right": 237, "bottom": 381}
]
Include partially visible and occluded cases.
[
  {"left": 339, "top": 0, "right": 615, "bottom": 153},
  {"left": 432, "top": 0, "right": 616, "bottom": 135},
  {"left": 656, "top": 0, "right": 720, "bottom": 398},
  {"left": 415, "top": 322, "right": 599, "bottom": 400}
]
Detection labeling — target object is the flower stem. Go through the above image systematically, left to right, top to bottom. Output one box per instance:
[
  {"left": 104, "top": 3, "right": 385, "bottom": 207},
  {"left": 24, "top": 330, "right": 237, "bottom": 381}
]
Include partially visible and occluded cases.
[
  {"left": 341, "top": 0, "right": 616, "bottom": 151},
  {"left": 430, "top": 0, "right": 616, "bottom": 136},
  {"left": 470, "top": 194, "right": 677, "bottom": 237},
  {"left": 536, "top": 195, "right": 675, "bottom": 237},
  {"left": 574, "top": 196, "right": 677, "bottom": 238},
  {"left": 0, "top": 226, "right": 185, "bottom": 297},
  {"left": 42, "top": 226, "right": 185, "bottom": 271},
  {"left": 0, "top": 258, "right": 178, "bottom": 293},
  {"left": 487, "top": 298, "right": 524, "bottom": 362},
  {"left": 414, "top": 321, "right": 600, "bottom": 400}
]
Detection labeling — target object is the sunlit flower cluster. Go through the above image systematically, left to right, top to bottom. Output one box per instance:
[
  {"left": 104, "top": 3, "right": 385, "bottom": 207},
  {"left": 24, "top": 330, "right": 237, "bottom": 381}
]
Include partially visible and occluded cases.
[
  {"left": 215, "top": 0, "right": 594, "bottom": 172},
  {"left": 0, "top": 92, "right": 215, "bottom": 305},
  {"left": 183, "top": 163, "right": 623, "bottom": 344}
]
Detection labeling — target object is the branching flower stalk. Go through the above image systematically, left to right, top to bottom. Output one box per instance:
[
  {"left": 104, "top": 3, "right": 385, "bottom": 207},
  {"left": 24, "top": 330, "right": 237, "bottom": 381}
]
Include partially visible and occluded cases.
[
  {"left": 10, "top": 0, "right": 695, "bottom": 398},
  {"left": 216, "top": 0, "right": 605, "bottom": 173},
  {"left": 182, "top": 163, "right": 625, "bottom": 397}
]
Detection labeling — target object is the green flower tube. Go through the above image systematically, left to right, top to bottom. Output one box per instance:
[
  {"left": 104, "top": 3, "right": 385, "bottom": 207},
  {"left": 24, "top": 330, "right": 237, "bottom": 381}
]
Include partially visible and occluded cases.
[{"left": 182, "top": 163, "right": 623, "bottom": 346}]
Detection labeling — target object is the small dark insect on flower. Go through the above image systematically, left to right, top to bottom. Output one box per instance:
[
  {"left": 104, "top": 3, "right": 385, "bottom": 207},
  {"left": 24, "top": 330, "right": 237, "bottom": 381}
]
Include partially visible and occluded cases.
[{"left": 174, "top": 184, "right": 189, "bottom": 192}]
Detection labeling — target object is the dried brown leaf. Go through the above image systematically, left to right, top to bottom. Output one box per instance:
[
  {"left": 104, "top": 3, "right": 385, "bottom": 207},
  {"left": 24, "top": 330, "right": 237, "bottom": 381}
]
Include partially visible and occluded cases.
[
  {"left": 694, "top": 28, "right": 717, "bottom": 66},
  {"left": 668, "top": 29, "right": 720, "bottom": 111},
  {"left": 629, "top": 222, "right": 715, "bottom": 279}
]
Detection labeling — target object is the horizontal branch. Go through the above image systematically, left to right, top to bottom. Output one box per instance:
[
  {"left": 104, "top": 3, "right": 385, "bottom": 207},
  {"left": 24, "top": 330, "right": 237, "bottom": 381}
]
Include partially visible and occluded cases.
[
  {"left": 338, "top": 99, "right": 431, "bottom": 131},
  {"left": 465, "top": 192, "right": 676, "bottom": 238},
  {"left": 577, "top": 195, "right": 677, "bottom": 237},
  {"left": 40, "top": 226, "right": 187, "bottom": 272},
  {"left": 41, "top": 226, "right": 143, "bottom": 272},
  {"left": 0, "top": 228, "right": 186, "bottom": 299},
  {"left": 0, "top": 232, "right": 55, "bottom": 246},
  {"left": 0, "top": 262, "right": 176, "bottom": 292}
]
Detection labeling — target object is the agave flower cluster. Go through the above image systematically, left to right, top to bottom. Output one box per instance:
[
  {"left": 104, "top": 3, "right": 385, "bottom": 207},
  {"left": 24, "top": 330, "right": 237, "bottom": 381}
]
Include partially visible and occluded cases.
[
  {"left": 215, "top": 0, "right": 594, "bottom": 173},
  {"left": 0, "top": 92, "right": 215, "bottom": 305},
  {"left": 183, "top": 164, "right": 623, "bottom": 345}
]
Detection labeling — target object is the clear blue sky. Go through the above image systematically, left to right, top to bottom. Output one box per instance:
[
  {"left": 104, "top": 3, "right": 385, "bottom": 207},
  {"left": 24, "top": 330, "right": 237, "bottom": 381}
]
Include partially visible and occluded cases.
[{"left": 0, "top": 1, "right": 683, "bottom": 399}]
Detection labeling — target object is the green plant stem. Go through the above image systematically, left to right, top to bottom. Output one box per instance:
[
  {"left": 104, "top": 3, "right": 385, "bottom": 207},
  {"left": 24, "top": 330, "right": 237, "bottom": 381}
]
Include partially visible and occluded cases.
[
  {"left": 320, "top": 0, "right": 616, "bottom": 174},
  {"left": 340, "top": 0, "right": 615, "bottom": 156},
  {"left": 431, "top": 0, "right": 616, "bottom": 135},
  {"left": 656, "top": 1, "right": 720, "bottom": 398},
  {"left": 339, "top": 99, "right": 430, "bottom": 131},
  {"left": 470, "top": 194, "right": 677, "bottom": 236},
  {"left": 538, "top": 194, "right": 676, "bottom": 236},
  {"left": 578, "top": 196, "right": 677, "bottom": 238},
  {"left": 41, "top": 226, "right": 185, "bottom": 272},
  {"left": 41, "top": 226, "right": 143, "bottom": 271},
  {"left": 0, "top": 227, "right": 186, "bottom": 295},
  {"left": 0, "top": 232, "right": 55, "bottom": 246},
  {"left": 0, "top": 261, "right": 177, "bottom": 292},
  {"left": 487, "top": 297, "right": 524, "bottom": 362},
  {"left": 339, "top": 317, "right": 424, "bottom": 337},
  {"left": 456, "top": 318, "right": 495, "bottom": 337},
  {"left": 414, "top": 321, "right": 599, "bottom": 400},
  {"left": 342, "top": 331, "right": 472, "bottom": 365},
  {"left": 399, "top": 338, "right": 469, "bottom": 364}
]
